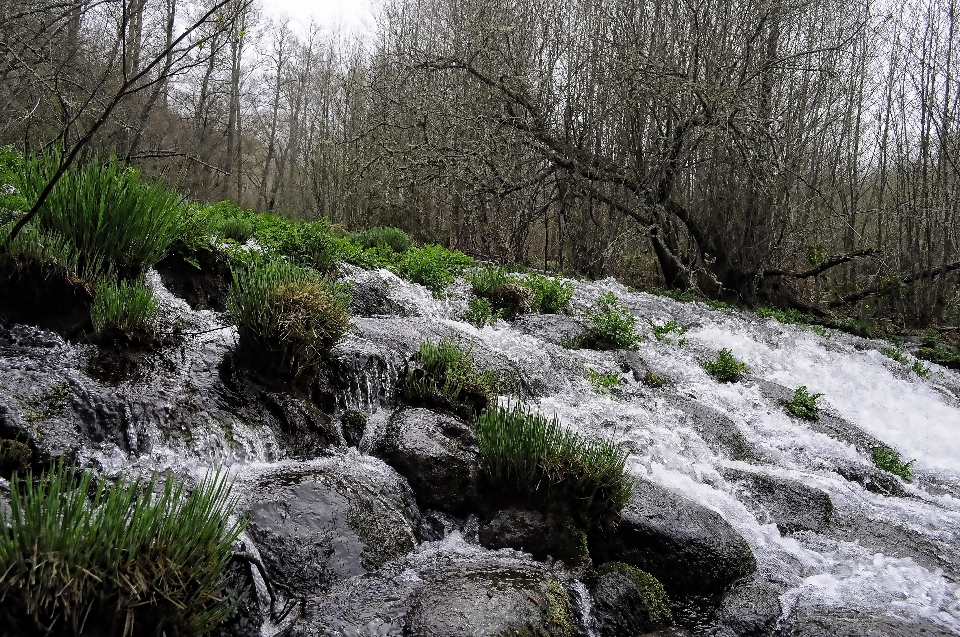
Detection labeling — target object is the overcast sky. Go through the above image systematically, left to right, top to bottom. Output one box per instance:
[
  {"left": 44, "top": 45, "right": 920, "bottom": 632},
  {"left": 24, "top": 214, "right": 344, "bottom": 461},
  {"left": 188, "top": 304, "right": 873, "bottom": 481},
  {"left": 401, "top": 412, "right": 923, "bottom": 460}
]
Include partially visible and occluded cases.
[{"left": 262, "top": 0, "right": 374, "bottom": 33}]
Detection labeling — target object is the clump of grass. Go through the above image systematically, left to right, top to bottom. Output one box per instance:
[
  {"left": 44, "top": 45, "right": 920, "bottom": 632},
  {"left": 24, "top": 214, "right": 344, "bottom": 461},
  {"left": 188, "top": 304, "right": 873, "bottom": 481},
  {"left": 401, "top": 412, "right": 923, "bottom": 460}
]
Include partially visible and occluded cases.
[
  {"left": 15, "top": 153, "right": 184, "bottom": 278},
  {"left": 216, "top": 215, "right": 255, "bottom": 243},
  {"left": 351, "top": 226, "right": 412, "bottom": 253},
  {"left": 392, "top": 244, "right": 474, "bottom": 296},
  {"left": 229, "top": 260, "right": 350, "bottom": 376},
  {"left": 466, "top": 266, "right": 533, "bottom": 318},
  {"left": 524, "top": 274, "right": 573, "bottom": 314},
  {"left": 90, "top": 279, "right": 161, "bottom": 336},
  {"left": 582, "top": 292, "right": 641, "bottom": 350},
  {"left": 464, "top": 296, "right": 503, "bottom": 327},
  {"left": 648, "top": 319, "right": 689, "bottom": 345},
  {"left": 403, "top": 338, "right": 497, "bottom": 415},
  {"left": 881, "top": 345, "right": 909, "bottom": 365},
  {"left": 701, "top": 348, "right": 747, "bottom": 382},
  {"left": 587, "top": 369, "right": 621, "bottom": 393},
  {"left": 785, "top": 386, "right": 822, "bottom": 421},
  {"left": 475, "top": 403, "right": 632, "bottom": 529},
  {"left": 872, "top": 447, "right": 915, "bottom": 481},
  {"left": 0, "top": 463, "right": 246, "bottom": 637}
]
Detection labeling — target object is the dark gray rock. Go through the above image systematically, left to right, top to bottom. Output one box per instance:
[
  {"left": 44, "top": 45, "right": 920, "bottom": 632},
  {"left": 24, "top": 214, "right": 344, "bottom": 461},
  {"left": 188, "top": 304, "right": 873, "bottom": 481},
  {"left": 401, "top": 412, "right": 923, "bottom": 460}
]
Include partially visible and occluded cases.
[
  {"left": 347, "top": 277, "right": 408, "bottom": 317},
  {"left": 513, "top": 313, "right": 587, "bottom": 346},
  {"left": 667, "top": 396, "right": 760, "bottom": 462},
  {"left": 371, "top": 407, "right": 482, "bottom": 515},
  {"left": 341, "top": 409, "right": 367, "bottom": 447},
  {"left": 244, "top": 454, "right": 420, "bottom": 598},
  {"left": 832, "top": 461, "right": 908, "bottom": 497},
  {"left": 722, "top": 468, "right": 833, "bottom": 534},
  {"left": 588, "top": 479, "right": 756, "bottom": 596},
  {"left": 479, "top": 508, "right": 588, "bottom": 562},
  {"left": 289, "top": 546, "right": 578, "bottom": 637},
  {"left": 589, "top": 562, "right": 673, "bottom": 637},
  {"left": 714, "top": 583, "right": 782, "bottom": 637},
  {"left": 779, "top": 605, "right": 956, "bottom": 636}
]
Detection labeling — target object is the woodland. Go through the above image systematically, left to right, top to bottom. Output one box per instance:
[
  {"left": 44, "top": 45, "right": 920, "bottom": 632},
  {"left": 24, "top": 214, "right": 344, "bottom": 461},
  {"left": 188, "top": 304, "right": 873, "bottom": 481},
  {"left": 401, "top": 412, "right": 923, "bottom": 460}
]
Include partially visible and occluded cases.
[{"left": 1, "top": 0, "right": 959, "bottom": 328}]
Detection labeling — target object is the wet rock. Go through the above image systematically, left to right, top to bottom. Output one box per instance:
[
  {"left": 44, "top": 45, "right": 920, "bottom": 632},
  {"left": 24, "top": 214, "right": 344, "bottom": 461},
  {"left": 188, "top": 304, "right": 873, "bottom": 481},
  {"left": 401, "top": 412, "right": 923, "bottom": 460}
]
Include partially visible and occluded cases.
[
  {"left": 155, "top": 248, "right": 231, "bottom": 312},
  {"left": 347, "top": 276, "right": 408, "bottom": 317},
  {"left": 490, "top": 282, "right": 535, "bottom": 319},
  {"left": 513, "top": 313, "right": 587, "bottom": 347},
  {"left": 667, "top": 396, "right": 760, "bottom": 462},
  {"left": 371, "top": 407, "right": 482, "bottom": 514},
  {"left": 341, "top": 409, "right": 367, "bottom": 447},
  {"left": 243, "top": 453, "right": 421, "bottom": 598},
  {"left": 832, "top": 461, "right": 907, "bottom": 497},
  {"left": 722, "top": 468, "right": 833, "bottom": 534},
  {"left": 588, "top": 479, "right": 756, "bottom": 596},
  {"left": 479, "top": 509, "right": 588, "bottom": 562},
  {"left": 290, "top": 545, "right": 578, "bottom": 637},
  {"left": 588, "top": 562, "right": 673, "bottom": 636},
  {"left": 714, "top": 583, "right": 781, "bottom": 637},
  {"left": 780, "top": 605, "right": 956, "bottom": 636}
]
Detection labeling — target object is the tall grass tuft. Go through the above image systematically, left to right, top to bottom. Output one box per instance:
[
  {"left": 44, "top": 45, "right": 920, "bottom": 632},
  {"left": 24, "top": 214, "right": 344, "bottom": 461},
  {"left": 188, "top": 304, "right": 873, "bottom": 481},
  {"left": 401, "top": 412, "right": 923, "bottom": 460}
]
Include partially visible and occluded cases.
[
  {"left": 14, "top": 153, "right": 184, "bottom": 278},
  {"left": 351, "top": 226, "right": 413, "bottom": 253},
  {"left": 229, "top": 260, "right": 350, "bottom": 376},
  {"left": 524, "top": 274, "right": 573, "bottom": 314},
  {"left": 90, "top": 279, "right": 161, "bottom": 336},
  {"left": 403, "top": 338, "right": 497, "bottom": 414},
  {"left": 475, "top": 403, "right": 632, "bottom": 529},
  {"left": 0, "top": 463, "right": 246, "bottom": 637}
]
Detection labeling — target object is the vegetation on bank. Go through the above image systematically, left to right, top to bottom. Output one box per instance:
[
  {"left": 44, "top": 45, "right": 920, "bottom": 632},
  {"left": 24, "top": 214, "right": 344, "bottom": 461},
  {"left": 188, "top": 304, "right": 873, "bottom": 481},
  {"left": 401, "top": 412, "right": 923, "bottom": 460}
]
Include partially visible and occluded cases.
[
  {"left": 402, "top": 338, "right": 498, "bottom": 416},
  {"left": 785, "top": 386, "right": 823, "bottom": 421},
  {"left": 0, "top": 463, "right": 245, "bottom": 637}
]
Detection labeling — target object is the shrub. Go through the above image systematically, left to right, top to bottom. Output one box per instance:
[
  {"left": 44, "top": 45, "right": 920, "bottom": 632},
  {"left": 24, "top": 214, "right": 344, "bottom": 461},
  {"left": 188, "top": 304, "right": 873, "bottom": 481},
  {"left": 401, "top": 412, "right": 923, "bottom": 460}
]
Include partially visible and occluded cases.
[
  {"left": 15, "top": 153, "right": 184, "bottom": 278},
  {"left": 351, "top": 226, "right": 413, "bottom": 253},
  {"left": 392, "top": 244, "right": 474, "bottom": 295},
  {"left": 229, "top": 260, "right": 350, "bottom": 376},
  {"left": 524, "top": 274, "right": 573, "bottom": 314},
  {"left": 90, "top": 279, "right": 161, "bottom": 336},
  {"left": 582, "top": 292, "right": 641, "bottom": 350},
  {"left": 464, "top": 296, "right": 502, "bottom": 327},
  {"left": 648, "top": 319, "right": 689, "bottom": 345},
  {"left": 403, "top": 338, "right": 497, "bottom": 415},
  {"left": 702, "top": 348, "right": 747, "bottom": 382},
  {"left": 912, "top": 360, "right": 931, "bottom": 378},
  {"left": 587, "top": 369, "right": 621, "bottom": 393},
  {"left": 785, "top": 386, "right": 822, "bottom": 420},
  {"left": 475, "top": 403, "right": 632, "bottom": 529},
  {"left": 872, "top": 447, "right": 915, "bottom": 481},
  {"left": 0, "top": 463, "right": 246, "bottom": 637}
]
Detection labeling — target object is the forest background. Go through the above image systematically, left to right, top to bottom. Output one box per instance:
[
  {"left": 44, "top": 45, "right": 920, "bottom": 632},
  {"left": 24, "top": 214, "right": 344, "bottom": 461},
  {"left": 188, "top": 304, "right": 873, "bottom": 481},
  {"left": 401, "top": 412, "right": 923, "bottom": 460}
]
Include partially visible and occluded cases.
[{"left": 1, "top": 0, "right": 958, "bottom": 329}]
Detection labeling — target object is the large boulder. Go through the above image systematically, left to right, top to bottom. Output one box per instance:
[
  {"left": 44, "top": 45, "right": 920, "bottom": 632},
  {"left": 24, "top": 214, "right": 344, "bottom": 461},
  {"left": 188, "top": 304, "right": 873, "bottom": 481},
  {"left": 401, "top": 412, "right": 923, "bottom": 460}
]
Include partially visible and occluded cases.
[
  {"left": 667, "top": 396, "right": 760, "bottom": 463},
  {"left": 371, "top": 407, "right": 483, "bottom": 514},
  {"left": 243, "top": 453, "right": 421, "bottom": 598},
  {"left": 722, "top": 468, "right": 833, "bottom": 534},
  {"left": 588, "top": 479, "right": 756, "bottom": 596},
  {"left": 479, "top": 508, "right": 588, "bottom": 563},
  {"left": 289, "top": 544, "right": 578, "bottom": 637},
  {"left": 588, "top": 562, "right": 673, "bottom": 636},
  {"left": 713, "top": 583, "right": 782, "bottom": 637},
  {"left": 780, "top": 605, "right": 956, "bottom": 637}
]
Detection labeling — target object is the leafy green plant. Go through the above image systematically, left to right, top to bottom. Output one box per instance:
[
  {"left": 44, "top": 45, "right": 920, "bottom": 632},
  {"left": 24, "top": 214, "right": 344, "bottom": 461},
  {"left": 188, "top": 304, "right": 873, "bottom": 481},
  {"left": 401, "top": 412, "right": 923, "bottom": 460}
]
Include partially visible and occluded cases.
[
  {"left": 0, "top": 146, "right": 28, "bottom": 216},
  {"left": 14, "top": 153, "right": 185, "bottom": 278},
  {"left": 351, "top": 226, "right": 413, "bottom": 253},
  {"left": 392, "top": 244, "right": 474, "bottom": 295},
  {"left": 229, "top": 260, "right": 350, "bottom": 376},
  {"left": 523, "top": 274, "right": 573, "bottom": 314},
  {"left": 90, "top": 279, "right": 161, "bottom": 336},
  {"left": 582, "top": 292, "right": 641, "bottom": 350},
  {"left": 464, "top": 296, "right": 503, "bottom": 327},
  {"left": 648, "top": 319, "right": 689, "bottom": 345},
  {"left": 811, "top": 324, "right": 829, "bottom": 338},
  {"left": 403, "top": 338, "right": 497, "bottom": 415},
  {"left": 881, "top": 345, "right": 909, "bottom": 365},
  {"left": 701, "top": 348, "right": 747, "bottom": 382},
  {"left": 912, "top": 360, "right": 931, "bottom": 378},
  {"left": 587, "top": 369, "right": 622, "bottom": 393},
  {"left": 642, "top": 371, "right": 667, "bottom": 388},
  {"left": 785, "top": 386, "right": 822, "bottom": 420},
  {"left": 475, "top": 403, "right": 632, "bottom": 529},
  {"left": 872, "top": 447, "right": 915, "bottom": 481},
  {"left": 0, "top": 462, "right": 246, "bottom": 637}
]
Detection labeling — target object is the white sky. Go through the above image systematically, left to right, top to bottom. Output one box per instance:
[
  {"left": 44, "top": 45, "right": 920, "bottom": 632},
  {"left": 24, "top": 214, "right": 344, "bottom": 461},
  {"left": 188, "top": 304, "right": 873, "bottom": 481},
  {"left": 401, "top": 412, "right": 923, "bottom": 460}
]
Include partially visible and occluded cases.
[{"left": 261, "top": 0, "right": 374, "bottom": 33}]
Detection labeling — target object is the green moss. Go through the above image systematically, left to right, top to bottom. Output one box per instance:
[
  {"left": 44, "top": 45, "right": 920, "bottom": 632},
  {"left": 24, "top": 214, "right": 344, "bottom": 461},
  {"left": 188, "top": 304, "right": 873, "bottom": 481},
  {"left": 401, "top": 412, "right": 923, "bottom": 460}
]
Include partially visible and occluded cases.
[
  {"left": 0, "top": 439, "right": 31, "bottom": 478},
  {"left": 596, "top": 562, "right": 673, "bottom": 627},
  {"left": 545, "top": 580, "right": 574, "bottom": 637}
]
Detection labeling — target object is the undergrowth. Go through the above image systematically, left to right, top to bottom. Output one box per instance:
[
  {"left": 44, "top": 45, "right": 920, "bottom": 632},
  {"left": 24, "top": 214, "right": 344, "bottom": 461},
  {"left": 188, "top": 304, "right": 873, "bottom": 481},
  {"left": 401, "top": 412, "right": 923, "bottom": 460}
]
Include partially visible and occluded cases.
[
  {"left": 392, "top": 244, "right": 474, "bottom": 296},
  {"left": 582, "top": 292, "right": 641, "bottom": 350},
  {"left": 464, "top": 296, "right": 502, "bottom": 327},
  {"left": 702, "top": 348, "right": 747, "bottom": 382},
  {"left": 475, "top": 403, "right": 632, "bottom": 530},
  {"left": 0, "top": 463, "right": 246, "bottom": 637}
]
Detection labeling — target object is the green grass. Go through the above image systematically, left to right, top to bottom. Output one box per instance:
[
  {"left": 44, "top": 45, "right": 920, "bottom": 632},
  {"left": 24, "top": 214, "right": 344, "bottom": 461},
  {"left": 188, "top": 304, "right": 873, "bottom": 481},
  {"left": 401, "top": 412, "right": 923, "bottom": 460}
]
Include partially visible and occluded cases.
[
  {"left": 0, "top": 146, "right": 28, "bottom": 216},
  {"left": 14, "top": 153, "right": 185, "bottom": 278},
  {"left": 216, "top": 215, "right": 255, "bottom": 243},
  {"left": 351, "top": 226, "right": 412, "bottom": 253},
  {"left": 392, "top": 244, "right": 475, "bottom": 296},
  {"left": 228, "top": 260, "right": 350, "bottom": 376},
  {"left": 466, "top": 266, "right": 533, "bottom": 318},
  {"left": 467, "top": 266, "right": 511, "bottom": 300},
  {"left": 524, "top": 274, "right": 573, "bottom": 314},
  {"left": 90, "top": 279, "right": 161, "bottom": 336},
  {"left": 649, "top": 287, "right": 700, "bottom": 303},
  {"left": 582, "top": 292, "right": 642, "bottom": 350},
  {"left": 464, "top": 296, "right": 503, "bottom": 327},
  {"left": 648, "top": 319, "right": 689, "bottom": 345},
  {"left": 403, "top": 338, "right": 497, "bottom": 412},
  {"left": 881, "top": 345, "right": 909, "bottom": 365},
  {"left": 702, "top": 348, "right": 748, "bottom": 382},
  {"left": 587, "top": 369, "right": 622, "bottom": 393},
  {"left": 785, "top": 386, "right": 822, "bottom": 421},
  {"left": 475, "top": 403, "right": 631, "bottom": 529},
  {"left": 872, "top": 447, "right": 915, "bottom": 481},
  {"left": 0, "top": 462, "right": 246, "bottom": 637}
]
